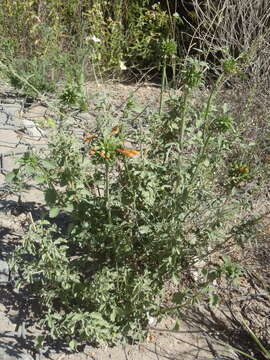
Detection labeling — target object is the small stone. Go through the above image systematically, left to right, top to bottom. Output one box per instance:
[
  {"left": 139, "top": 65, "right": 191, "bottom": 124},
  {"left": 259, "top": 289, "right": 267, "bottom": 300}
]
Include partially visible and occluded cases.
[
  {"left": 23, "top": 105, "right": 47, "bottom": 119},
  {"left": 75, "top": 111, "right": 97, "bottom": 129},
  {"left": 21, "top": 119, "right": 44, "bottom": 138},
  {"left": 0, "top": 259, "right": 9, "bottom": 285}
]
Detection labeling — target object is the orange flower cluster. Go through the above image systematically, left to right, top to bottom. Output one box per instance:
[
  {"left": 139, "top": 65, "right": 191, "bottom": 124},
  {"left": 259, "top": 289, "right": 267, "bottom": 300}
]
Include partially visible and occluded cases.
[
  {"left": 83, "top": 127, "right": 140, "bottom": 159},
  {"left": 116, "top": 148, "right": 140, "bottom": 158},
  {"left": 238, "top": 167, "right": 249, "bottom": 174}
]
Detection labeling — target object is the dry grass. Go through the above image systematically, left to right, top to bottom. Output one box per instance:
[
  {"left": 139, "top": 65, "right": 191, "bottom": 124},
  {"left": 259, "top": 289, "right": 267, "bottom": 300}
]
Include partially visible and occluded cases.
[{"left": 183, "top": 0, "right": 270, "bottom": 89}]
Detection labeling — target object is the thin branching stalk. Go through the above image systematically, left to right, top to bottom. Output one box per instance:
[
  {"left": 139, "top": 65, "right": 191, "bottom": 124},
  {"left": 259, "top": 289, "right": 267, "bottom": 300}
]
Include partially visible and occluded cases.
[
  {"left": 159, "top": 58, "right": 168, "bottom": 115},
  {"left": 189, "top": 74, "right": 225, "bottom": 184},
  {"left": 174, "top": 87, "right": 189, "bottom": 192},
  {"left": 105, "top": 162, "right": 112, "bottom": 224}
]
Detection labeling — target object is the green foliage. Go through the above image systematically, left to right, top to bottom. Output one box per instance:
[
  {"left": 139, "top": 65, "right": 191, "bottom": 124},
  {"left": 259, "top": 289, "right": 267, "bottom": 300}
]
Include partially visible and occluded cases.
[
  {"left": 0, "top": 0, "right": 177, "bottom": 84},
  {"left": 0, "top": 0, "right": 269, "bottom": 88},
  {"left": 124, "top": 2, "right": 172, "bottom": 68},
  {"left": 5, "top": 56, "right": 56, "bottom": 95},
  {"left": 222, "top": 57, "right": 239, "bottom": 75},
  {"left": 9, "top": 61, "right": 258, "bottom": 346},
  {"left": 60, "top": 73, "right": 87, "bottom": 110},
  {"left": 228, "top": 163, "right": 251, "bottom": 187}
]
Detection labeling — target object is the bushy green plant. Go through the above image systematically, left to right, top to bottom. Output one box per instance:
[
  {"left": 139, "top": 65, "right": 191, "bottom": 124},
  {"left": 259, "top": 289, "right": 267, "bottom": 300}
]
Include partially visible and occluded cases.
[
  {"left": 124, "top": 2, "right": 172, "bottom": 68},
  {"left": 5, "top": 56, "right": 56, "bottom": 96},
  {"left": 9, "top": 59, "right": 258, "bottom": 348},
  {"left": 59, "top": 69, "right": 88, "bottom": 111}
]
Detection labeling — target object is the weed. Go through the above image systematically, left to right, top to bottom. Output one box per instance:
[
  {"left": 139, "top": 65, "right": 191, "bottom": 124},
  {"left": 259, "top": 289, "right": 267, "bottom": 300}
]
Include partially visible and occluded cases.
[
  {"left": 7, "top": 57, "right": 263, "bottom": 348},
  {"left": 60, "top": 72, "right": 88, "bottom": 111}
]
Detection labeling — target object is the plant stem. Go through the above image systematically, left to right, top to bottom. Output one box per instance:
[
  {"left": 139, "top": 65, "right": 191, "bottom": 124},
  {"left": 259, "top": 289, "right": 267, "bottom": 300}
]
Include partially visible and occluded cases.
[
  {"left": 159, "top": 58, "right": 167, "bottom": 115},
  {"left": 190, "top": 74, "right": 225, "bottom": 184},
  {"left": 175, "top": 88, "right": 189, "bottom": 192},
  {"left": 178, "top": 90, "right": 189, "bottom": 151},
  {"left": 105, "top": 162, "right": 111, "bottom": 224}
]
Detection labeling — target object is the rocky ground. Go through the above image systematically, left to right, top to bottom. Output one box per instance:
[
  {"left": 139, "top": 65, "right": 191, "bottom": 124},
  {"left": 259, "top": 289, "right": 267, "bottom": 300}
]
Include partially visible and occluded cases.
[{"left": 0, "top": 80, "right": 269, "bottom": 360}]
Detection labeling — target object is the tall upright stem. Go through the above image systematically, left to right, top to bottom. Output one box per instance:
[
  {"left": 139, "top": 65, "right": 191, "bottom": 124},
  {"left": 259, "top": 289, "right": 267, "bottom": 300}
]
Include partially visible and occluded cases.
[
  {"left": 159, "top": 58, "right": 167, "bottom": 115},
  {"left": 105, "top": 162, "right": 111, "bottom": 224}
]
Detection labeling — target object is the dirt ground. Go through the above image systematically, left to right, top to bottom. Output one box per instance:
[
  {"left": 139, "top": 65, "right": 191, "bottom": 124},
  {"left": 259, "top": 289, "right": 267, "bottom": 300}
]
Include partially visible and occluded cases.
[{"left": 0, "top": 79, "right": 270, "bottom": 360}]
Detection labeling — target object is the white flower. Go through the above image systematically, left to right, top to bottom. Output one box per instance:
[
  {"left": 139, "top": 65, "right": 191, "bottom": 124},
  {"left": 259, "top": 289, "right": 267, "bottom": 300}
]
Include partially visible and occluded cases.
[
  {"left": 92, "top": 35, "right": 101, "bottom": 43},
  {"left": 119, "top": 60, "right": 127, "bottom": 70},
  {"left": 146, "top": 312, "right": 157, "bottom": 327}
]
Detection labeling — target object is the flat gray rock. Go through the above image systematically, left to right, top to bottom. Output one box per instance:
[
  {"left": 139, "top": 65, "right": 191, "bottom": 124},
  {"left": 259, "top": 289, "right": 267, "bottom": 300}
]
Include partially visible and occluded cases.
[
  {"left": 0, "top": 104, "right": 22, "bottom": 126},
  {"left": 74, "top": 111, "right": 97, "bottom": 129},
  {"left": 0, "top": 346, "right": 34, "bottom": 360}
]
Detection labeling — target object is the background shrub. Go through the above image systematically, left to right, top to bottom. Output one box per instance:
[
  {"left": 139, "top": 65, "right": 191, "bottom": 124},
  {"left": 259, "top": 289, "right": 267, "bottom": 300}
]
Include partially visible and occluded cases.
[{"left": 1, "top": 0, "right": 269, "bottom": 88}]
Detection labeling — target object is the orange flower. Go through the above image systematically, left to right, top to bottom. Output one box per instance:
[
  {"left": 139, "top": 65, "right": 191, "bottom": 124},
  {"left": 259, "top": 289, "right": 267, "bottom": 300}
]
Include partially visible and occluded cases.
[
  {"left": 110, "top": 126, "right": 120, "bottom": 136},
  {"left": 83, "top": 133, "right": 97, "bottom": 143},
  {"left": 89, "top": 147, "right": 97, "bottom": 156},
  {"left": 116, "top": 148, "right": 140, "bottom": 158},
  {"left": 99, "top": 151, "right": 111, "bottom": 159},
  {"left": 239, "top": 167, "right": 249, "bottom": 173}
]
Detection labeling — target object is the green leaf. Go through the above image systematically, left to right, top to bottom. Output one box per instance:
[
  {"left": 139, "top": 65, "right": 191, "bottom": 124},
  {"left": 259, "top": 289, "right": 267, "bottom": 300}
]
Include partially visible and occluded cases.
[
  {"left": 46, "top": 117, "right": 56, "bottom": 129},
  {"left": 21, "top": 151, "right": 34, "bottom": 163},
  {"left": 41, "top": 160, "right": 57, "bottom": 170},
  {"left": 24, "top": 164, "right": 35, "bottom": 175},
  {"left": 5, "top": 170, "right": 18, "bottom": 182},
  {"left": 34, "top": 175, "right": 47, "bottom": 184},
  {"left": 45, "top": 188, "right": 57, "bottom": 205},
  {"left": 141, "top": 188, "right": 155, "bottom": 205},
  {"left": 64, "top": 203, "right": 74, "bottom": 212},
  {"left": 49, "top": 207, "right": 60, "bottom": 218},
  {"left": 138, "top": 225, "right": 151, "bottom": 234},
  {"left": 172, "top": 273, "right": 180, "bottom": 286},
  {"left": 172, "top": 292, "right": 185, "bottom": 305},
  {"left": 209, "top": 293, "right": 219, "bottom": 306},
  {"left": 110, "top": 308, "right": 117, "bottom": 322},
  {"left": 172, "top": 320, "right": 180, "bottom": 331},
  {"left": 35, "top": 335, "right": 45, "bottom": 350},
  {"left": 69, "top": 339, "right": 78, "bottom": 350}
]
